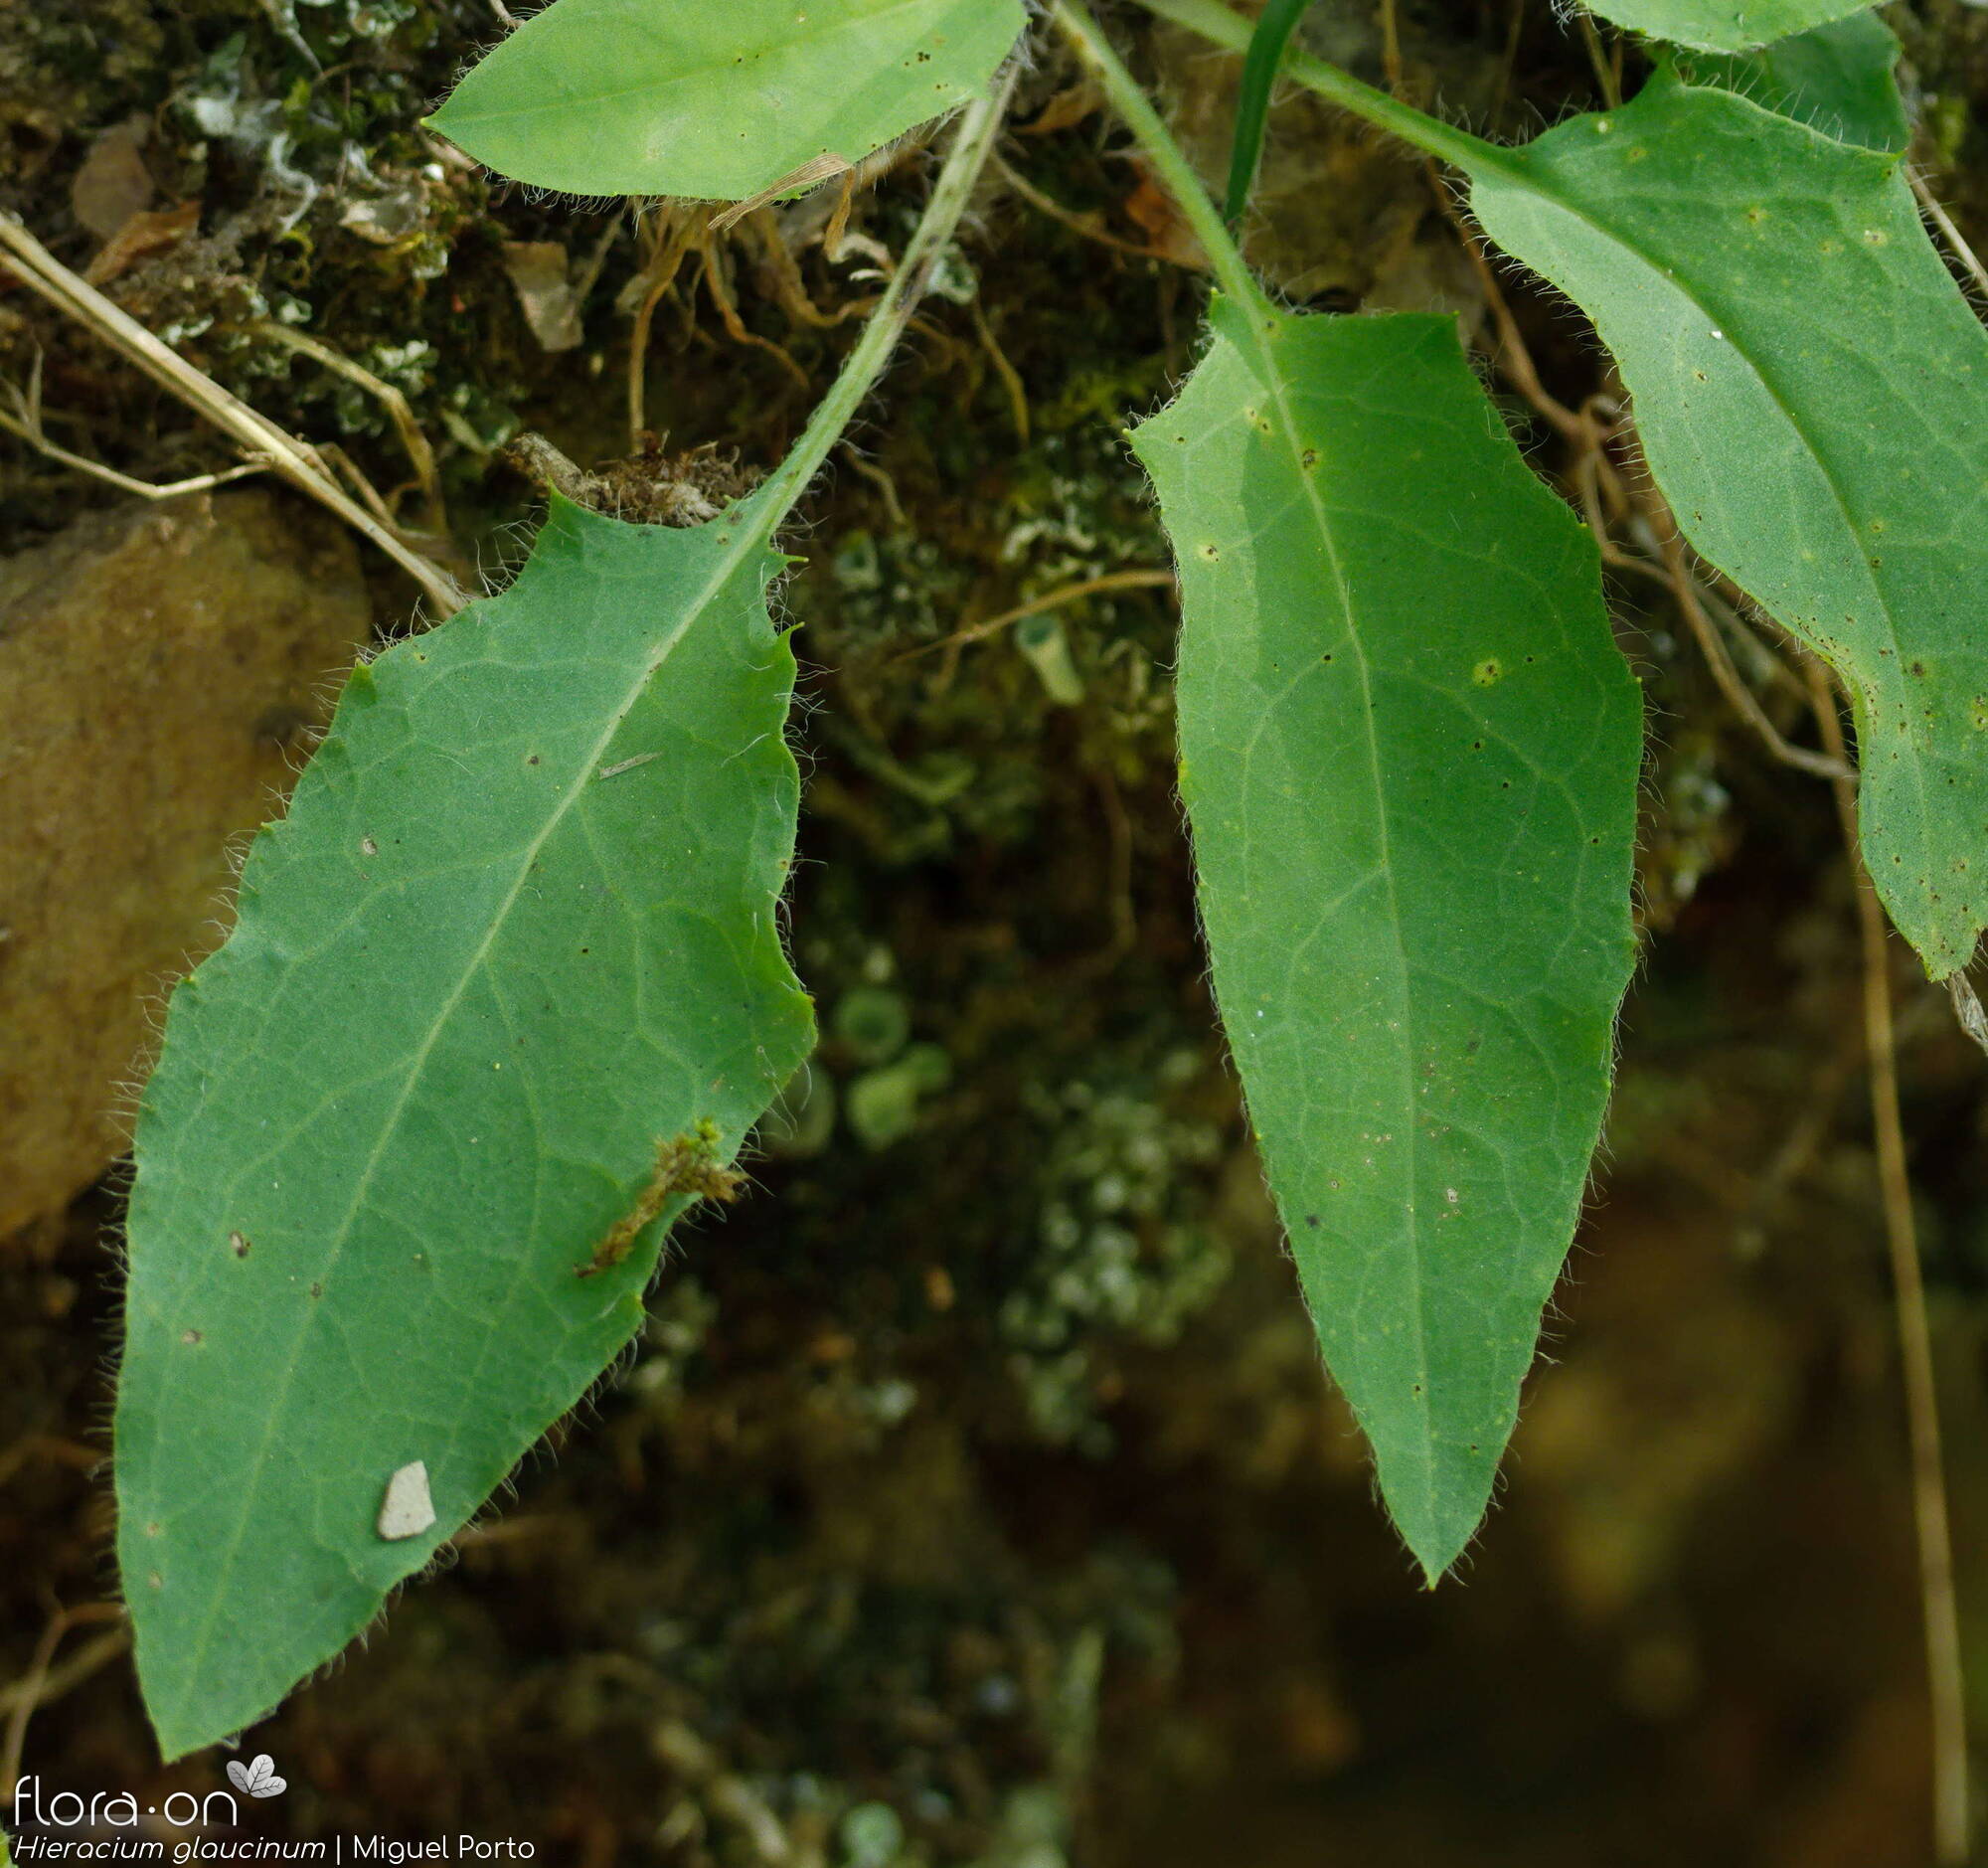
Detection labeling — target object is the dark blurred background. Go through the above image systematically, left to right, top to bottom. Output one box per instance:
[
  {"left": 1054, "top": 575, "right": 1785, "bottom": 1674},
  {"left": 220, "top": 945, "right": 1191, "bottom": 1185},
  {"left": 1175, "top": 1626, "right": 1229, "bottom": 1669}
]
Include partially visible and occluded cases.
[{"left": 6, "top": 1, "right": 1988, "bottom": 1861}]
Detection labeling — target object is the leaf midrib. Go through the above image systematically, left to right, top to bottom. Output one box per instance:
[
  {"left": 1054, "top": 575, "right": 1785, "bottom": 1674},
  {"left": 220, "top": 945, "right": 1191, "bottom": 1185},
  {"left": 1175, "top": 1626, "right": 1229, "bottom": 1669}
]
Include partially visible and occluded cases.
[{"left": 1231, "top": 306, "right": 1438, "bottom": 1526}]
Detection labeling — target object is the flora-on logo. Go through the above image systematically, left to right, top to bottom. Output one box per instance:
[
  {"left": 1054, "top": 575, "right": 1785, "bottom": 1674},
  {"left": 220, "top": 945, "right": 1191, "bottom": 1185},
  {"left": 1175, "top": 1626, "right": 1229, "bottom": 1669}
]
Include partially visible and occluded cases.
[
  {"left": 225, "top": 1755, "right": 287, "bottom": 1798},
  {"left": 11, "top": 1776, "right": 238, "bottom": 1829}
]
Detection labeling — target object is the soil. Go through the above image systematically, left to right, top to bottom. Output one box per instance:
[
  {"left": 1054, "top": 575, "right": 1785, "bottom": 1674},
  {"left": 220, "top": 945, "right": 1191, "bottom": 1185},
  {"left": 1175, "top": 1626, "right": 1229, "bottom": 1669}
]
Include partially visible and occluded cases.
[
  {"left": 6, "top": 2, "right": 1988, "bottom": 1863},
  {"left": 0, "top": 489, "right": 371, "bottom": 1232}
]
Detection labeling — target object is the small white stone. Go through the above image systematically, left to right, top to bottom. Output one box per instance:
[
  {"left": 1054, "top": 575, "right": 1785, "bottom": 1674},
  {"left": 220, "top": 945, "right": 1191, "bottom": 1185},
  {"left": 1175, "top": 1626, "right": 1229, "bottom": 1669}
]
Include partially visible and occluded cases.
[{"left": 376, "top": 1460, "right": 436, "bottom": 1541}]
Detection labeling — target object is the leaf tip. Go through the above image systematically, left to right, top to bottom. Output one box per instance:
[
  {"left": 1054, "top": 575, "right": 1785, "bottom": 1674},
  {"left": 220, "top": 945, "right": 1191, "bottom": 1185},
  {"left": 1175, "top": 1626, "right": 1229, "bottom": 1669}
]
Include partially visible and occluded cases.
[
  {"left": 1371, "top": 1439, "right": 1498, "bottom": 1590},
  {"left": 1398, "top": 1508, "right": 1483, "bottom": 1591}
]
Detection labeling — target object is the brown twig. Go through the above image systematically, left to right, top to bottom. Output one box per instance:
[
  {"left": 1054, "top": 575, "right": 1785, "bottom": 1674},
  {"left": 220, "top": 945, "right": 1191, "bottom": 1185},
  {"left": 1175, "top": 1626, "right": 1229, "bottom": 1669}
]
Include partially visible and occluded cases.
[
  {"left": 1379, "top": 0, "right": 1406, "bottom": 93},
  {"left": 1576, "top": 9, "right": 1622, "bottom": 107},
  {"left": 989, "top": 150, "right": 1174, "bottom": 263},
  {"left": 710, "top": 153, "right": 853, "bottom": 235},
  {"left": 1911, "top": 171, "right": 1988, "bottom": 306},
  {"left": 1434, "top": 180, "right": 1590, "bottom": 445},
  {"left": 626, "top": 204, "right": 702, "bottom": 449},
  {"left": 743, "top": 206, "right": 873, "bottom": 331},
  {"left": 0, "top": 212, "right": 467, "bottom": 616},
  {"left": 693, "top": 231, "right": 810, "bottom": 388},
  {"left": 970, "top": 297, "right": 1030, "bottom": 444},
  {"left": 248, "top": 320, "right": 446, "bottom": 532},
  {"left": 3, "top": 352, "right": 270, "bottom": 499},
  {"left": 1567, "top": 396, "right": 1633, "bottom": 534},
  {"left": 0, "top": 402, "right": 266, "bottom": 500},
  {"left": 319, "top": 440, "right": 410, "bottom": 532},
  {"left": 838, "top": 442, "right": 908, "bottom": 527},
  {"left": 1656, "top": 517, "right": 1856, "bottom": 782},
  {"left": 898, "top": 568, "right": 1177, "bottom": 667},
  {"left": 1688, "top": 569, "right": 1815, "bottom": 702},
  {"left": 1804, "top": 659, "right": 1970, "bottom": 1867},
  {"left": 0, "top": 1606, "right": 129, "bottom": 1797}
]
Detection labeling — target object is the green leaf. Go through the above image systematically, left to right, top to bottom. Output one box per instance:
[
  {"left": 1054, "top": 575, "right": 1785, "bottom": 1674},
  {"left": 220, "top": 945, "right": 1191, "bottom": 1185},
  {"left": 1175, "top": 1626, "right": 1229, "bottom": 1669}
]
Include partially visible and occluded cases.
[
  {"left": 428, "top": 0, "right": 1025, "bottom": 199},
  {"left": 1141, "top": 0, "right": 1988, "bottom": 974},
  {"left": 1222, "top": 0, "right": 1319, "bottom": 224},
  {"left": 1581, "top": 0, "right": 1870, "bottom": 56},
  {"left": 1672, "top": 10, "right": 1908, "bottom": 149},
  {"left": 111, "top": 73, "right": 1012, "bottom": 1764},
  {"left": 1466, "top": 74, "right": 1988, "bottom": 976},
  {"left": 1130, "top": 304, "right": 1641, "bottom": 1578},
  {"left": 114, "top": 491, "right": 814, "bottom": 1757}
]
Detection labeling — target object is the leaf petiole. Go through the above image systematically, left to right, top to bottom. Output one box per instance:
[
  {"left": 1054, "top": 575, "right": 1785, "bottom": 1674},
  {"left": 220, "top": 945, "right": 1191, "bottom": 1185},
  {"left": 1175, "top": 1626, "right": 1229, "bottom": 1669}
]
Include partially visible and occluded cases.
[
  {"left": 1051, "top": 0, "right": 1267, "bottom": 312},
  {"left": 1130, "top": 0, "right": 1520, "bottom": 178},
  {"left": 756, "top": 67, "right": 1019, "bottom": 526}
]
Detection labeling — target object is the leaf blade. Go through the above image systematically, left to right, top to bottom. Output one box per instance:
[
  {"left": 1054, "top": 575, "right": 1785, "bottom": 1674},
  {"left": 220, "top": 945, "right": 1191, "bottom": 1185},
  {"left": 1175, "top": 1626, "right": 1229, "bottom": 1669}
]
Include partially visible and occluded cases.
[
  {"left": 428, "top": 0, "right": 1024, "bottom": 199},
  {"left": 1141, "top": 0, "right": 1988, "bottom": 975},
  {"left": 1581, "top": 0, "right": 1870, "bottom": 56},
  {"left": 1673, "top": 10, "right": 1909, "bottom": 149},
  {"left": 1467, "top": 76, "right": 1988, "bottom": 975},
  {"left": 1131, "top": 305, "right": 1642, "bottom": 1576},
  {"left": 114, "top": 493, "right": 814, "bottom": 1757}
]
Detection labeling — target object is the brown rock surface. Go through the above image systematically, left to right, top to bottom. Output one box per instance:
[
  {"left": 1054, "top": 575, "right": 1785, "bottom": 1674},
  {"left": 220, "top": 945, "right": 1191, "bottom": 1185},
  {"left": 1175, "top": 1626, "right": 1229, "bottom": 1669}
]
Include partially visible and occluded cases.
[{"left": 0, "top": 488, "right": 372, "bottom": 1237}]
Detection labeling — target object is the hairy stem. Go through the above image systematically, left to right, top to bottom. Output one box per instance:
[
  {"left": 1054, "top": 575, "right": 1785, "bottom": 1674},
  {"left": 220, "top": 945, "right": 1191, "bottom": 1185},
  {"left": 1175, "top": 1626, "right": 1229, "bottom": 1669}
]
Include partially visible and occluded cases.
[
  {"left": 1052, "top": 0, "right": 1269, "bottom": 314},
  {"left": 1132, "top": 0, "right": 1517, "bottom": 178},
  {"left": 754, "top": 68, "right": 1018, "bottom": 524}
]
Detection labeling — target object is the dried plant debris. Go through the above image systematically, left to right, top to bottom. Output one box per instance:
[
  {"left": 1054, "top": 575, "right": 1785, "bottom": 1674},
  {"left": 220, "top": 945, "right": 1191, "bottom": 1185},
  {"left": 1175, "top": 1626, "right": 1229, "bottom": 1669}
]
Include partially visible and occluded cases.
[{"left": 500, "top": 431, "right": 763, "bottom": 527}]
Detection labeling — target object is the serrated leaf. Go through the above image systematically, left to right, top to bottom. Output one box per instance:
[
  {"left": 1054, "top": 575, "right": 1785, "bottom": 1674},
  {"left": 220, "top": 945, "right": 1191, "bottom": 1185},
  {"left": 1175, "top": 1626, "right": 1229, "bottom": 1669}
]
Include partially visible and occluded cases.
[
  {"left": 428, "top": 0, "right": 1024, "bottom": 199},
  {"left": 1582, "top": 0, "right": 1868, "bottom": 55},
  {"left": 1673, "top": 10, "right": 1908, "bottom": 149},
  {"left": 1465, "top": 75, "right": 1988, "bottom": 975},
  {"left": 1130, "top": 304, "right": 1641, "bottom": 1578},
  {"left": 114, "top": 490, "right": 813, "bottom": 1758}
]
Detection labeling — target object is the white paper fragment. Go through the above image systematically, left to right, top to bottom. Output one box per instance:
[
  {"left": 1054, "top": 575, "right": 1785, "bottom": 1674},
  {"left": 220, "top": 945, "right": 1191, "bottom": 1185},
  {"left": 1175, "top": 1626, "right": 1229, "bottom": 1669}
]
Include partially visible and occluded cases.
[{"left": 376, "top": 1460, "right": 436, "bottom": 1541}]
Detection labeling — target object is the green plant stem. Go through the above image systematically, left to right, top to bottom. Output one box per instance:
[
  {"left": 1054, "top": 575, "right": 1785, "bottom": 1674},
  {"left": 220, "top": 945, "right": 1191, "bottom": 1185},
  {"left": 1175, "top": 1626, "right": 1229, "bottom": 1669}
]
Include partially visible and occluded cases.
[
  {"left": 1052, "top": 0, "right": 1269, "bottom": 314},
  {"left": 1132, "top": 0, "right": 1520, "bottom": 178},
  {"left": 1224, "top": 0, "right": 1318, "bottom": 226},
  {"left": 754, "top": 68, "right": 1018, "bottom": 524}
]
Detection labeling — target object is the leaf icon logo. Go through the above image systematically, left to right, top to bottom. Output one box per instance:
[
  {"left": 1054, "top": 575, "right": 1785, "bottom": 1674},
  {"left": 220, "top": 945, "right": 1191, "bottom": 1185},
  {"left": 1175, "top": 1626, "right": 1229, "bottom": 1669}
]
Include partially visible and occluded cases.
[{"left": 226, "top": 1755, "right": 287, "bottom": 1798}]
